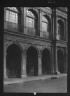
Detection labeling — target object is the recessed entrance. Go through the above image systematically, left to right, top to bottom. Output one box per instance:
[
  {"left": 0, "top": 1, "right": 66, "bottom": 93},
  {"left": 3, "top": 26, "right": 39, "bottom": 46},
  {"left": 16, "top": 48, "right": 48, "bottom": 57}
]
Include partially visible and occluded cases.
[
  {"left": 6, "top": 44, "right": 21, "bottom": 78},
  {"left": 26, "top": 46, "right": 38, "bottom": 76},
  {"left": 42, "top": 48, "right": 51, "bottom": 75},
  {"left": 57, "top": 50, "right": 64, "bottom": 73}
]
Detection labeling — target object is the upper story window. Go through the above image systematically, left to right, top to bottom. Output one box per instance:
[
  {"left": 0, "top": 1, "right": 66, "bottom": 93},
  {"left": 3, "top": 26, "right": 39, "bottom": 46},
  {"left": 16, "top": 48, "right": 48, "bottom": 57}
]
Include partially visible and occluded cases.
[
  {"left": 4, "top": 7, "right": 21, "bottom": 32},
  {"left": 5, "top": 7, "right": 18, "bottom": 24},
  {"left": 25, "top": 9, "right": 38, "bottom": 36},
  {"left": 26, "top": 10, "right": 35, "bottom": 28},
  {"left": 42, "top": 15, "right": 49, "bottom": 32},
  {"left": 57, "top": 19, "right": 64, "bottom": 40},
  {"left": 57, "top": 20, "right": 64, "bottom": 35}
]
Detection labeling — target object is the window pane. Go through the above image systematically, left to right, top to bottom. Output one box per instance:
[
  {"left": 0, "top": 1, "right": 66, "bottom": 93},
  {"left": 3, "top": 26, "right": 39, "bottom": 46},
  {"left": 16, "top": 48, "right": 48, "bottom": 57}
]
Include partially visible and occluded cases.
[
  {"left": 7, "top": 7, "right": 18, "bottom": 12},
  {"left": 6, "top": 10, "right": 9, "bottom": 21},
  {"left": 6, "top": 10, "right": 18, "bottom": 23},
  {"left": 27, "top": 10, "right": 35, "bottom": 18},
  {"left": 15, "top": 14, "right": 18, "bottom": 23},
  {"left": 42, "top": 16, "right": 48, "bottom": 23},
  {"left": 26, "top": 17, "right": 34, "bottom": 28},
  {"left": 26, "top": 17, "right": 29, "bottom": 27},
  {"left": 28, "top": 18, "right": 32, "bottom": 27},
  {"left": 32, "top": 19, "right": 34, "bottom": 28},
  {"left": 42, "top": 22, "right": 47, "bottom": 31}
]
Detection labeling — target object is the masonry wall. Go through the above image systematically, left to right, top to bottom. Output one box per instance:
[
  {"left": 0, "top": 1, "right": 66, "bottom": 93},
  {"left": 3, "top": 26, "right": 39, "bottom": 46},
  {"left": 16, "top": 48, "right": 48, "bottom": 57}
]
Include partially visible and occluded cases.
[{"left": 4, "top": 7, "right": 68, "bottom": 78}]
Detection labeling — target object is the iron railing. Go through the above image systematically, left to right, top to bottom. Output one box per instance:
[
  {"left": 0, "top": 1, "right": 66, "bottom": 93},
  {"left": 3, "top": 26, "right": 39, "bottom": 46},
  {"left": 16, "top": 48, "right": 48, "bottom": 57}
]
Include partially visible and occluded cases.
[
  {"left": 4, "top": 21, "right": 65, "bottom": 41},
  {"left": 4, "top": 21, "right": 22, "bottom": 32},
  {"left": 24, "top": 26, "right": 36, "bottom": 36},
  {"left": 40, "top": 31, "right": 50, "bottom": 39},
  {"left": 56, "top": 34, "right": 65, "bottom": 41}
]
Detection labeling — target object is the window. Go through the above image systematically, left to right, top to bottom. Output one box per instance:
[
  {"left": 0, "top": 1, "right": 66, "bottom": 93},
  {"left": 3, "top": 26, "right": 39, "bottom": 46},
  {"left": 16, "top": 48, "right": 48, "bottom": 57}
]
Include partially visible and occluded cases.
[
  {"left": 5, "top": 7, "right": 18, "bottom": 24},
  {"left": 26, "top": 10, "right": 35, "bottom": 28},
  {"left": 42, "top": 16, "right": 48, "bottom": 32},
  {"left": 57, "top": 19, "right": 64, "bottom": 40},
  {"left": 57, "top": 20, "right": 64, "bottom": 35}
]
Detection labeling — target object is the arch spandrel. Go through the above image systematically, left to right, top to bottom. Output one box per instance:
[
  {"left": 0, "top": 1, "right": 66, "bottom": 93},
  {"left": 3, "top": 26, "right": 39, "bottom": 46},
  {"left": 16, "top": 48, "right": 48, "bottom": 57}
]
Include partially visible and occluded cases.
[
  {"left": 27, "top": 7, "right": 38, "bottom": 16},
  {"left": 6, "top": 41, "right": 23, "bottom": 53},
  {"left": 25, "top": 44, "right": 39, "bottom": 55},
  {"left": 41, "top": 46, "right": 51, "bottom": 54},
  {"left": 57, "top": 47, "right": 65, "bottom": 55}
]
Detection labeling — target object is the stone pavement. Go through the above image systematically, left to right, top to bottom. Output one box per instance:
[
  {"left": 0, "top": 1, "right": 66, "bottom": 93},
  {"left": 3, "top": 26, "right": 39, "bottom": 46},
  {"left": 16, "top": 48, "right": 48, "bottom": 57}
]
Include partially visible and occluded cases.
[{"left": 4, "top": 74, "right": 67, "bottom": 85}]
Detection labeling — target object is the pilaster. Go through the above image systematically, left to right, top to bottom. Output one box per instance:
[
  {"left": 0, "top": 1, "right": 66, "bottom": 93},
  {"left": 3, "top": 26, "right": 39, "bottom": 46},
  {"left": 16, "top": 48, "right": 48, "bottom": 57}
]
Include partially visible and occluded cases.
[
  {"left": 4, "top": 43, "right": 7, "bottom": 79},
  {"left": 38, "top": 50, "right": 42, "bottom": 76},
  {"left": 21, "top": 51, "right": 27, "bottom": 78}
]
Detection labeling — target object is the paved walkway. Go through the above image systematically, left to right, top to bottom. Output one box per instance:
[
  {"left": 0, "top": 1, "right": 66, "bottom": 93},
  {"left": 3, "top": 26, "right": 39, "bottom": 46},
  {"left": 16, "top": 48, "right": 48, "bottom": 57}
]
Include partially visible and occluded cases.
[{"left": 4, "top": 74, "right": 67, "bottom": 85}]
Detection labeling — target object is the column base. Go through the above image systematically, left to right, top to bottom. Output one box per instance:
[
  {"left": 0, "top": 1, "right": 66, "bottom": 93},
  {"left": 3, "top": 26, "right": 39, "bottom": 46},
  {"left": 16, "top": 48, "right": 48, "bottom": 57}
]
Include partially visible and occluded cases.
[
  {"left": 54, "top": 71, "right": 60, "bottom": 75},
  {"left": 38, "top": 74, "right": 42, "bottom": 76},
  {"left": 4, "top": 75, "right": 8, "bottom": 80},
  {"left": 21, "top": 75, "right": 27, "bottom": 78}
]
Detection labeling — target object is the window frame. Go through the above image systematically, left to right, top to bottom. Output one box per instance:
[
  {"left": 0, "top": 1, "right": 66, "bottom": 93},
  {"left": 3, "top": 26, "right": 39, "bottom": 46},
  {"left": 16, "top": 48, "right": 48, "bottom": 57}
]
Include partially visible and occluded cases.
[
  {"left": 5, "top": 7, "right": 18, "bottom": 24},
  {"left": 26, "top": 10, "right": 35, "bottom": 28},
  {"left": 42, "top": 15, "right": 49, "bottom": 32},
  {"left": 57, "top": 19, "right": 65, "bottom": 40}
]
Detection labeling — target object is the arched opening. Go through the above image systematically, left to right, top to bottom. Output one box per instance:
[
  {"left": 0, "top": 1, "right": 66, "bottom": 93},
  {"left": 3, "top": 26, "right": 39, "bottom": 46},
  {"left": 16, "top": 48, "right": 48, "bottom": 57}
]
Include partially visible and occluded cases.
[
  {"left": 4, "top": 7, "right": 21, "bottom": 32},
  {"left": 26, "top": 9, "right": 38, "bottom": 36},
  {"left": 41, "top": 15, "right": 51, "bottom": 39},
  {"left": 57, "top": 19, "right": 64, "bottom": 40},
  {"left": 6, "top": 44, "right": 22, "bottom": 78},
  {"left": 26, "top": 46, "right": 38, "bottom": 76},
  {"left": 42, "top": 48, "right": 51, "bottom": 74},
  {"left": 57, "top": 50, "right": 64, "bottom": 73}
]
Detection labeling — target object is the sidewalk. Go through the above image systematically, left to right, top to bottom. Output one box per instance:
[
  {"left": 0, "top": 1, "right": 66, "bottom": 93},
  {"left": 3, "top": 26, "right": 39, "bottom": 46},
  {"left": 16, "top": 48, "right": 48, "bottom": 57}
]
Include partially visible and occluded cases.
[{"left": 4, "top": 74, "right": 67, "bottom": 85}]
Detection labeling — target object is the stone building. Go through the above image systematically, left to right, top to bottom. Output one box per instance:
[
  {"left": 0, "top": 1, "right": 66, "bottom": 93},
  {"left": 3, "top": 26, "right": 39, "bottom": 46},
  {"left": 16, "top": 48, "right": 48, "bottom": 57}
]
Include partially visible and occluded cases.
[{"left": 4, "top": 7, "right": 68, "bottom": 79}]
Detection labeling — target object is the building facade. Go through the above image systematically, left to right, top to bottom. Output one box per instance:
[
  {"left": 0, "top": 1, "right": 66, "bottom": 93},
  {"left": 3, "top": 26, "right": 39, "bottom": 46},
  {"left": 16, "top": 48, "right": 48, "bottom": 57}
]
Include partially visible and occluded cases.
[{"left": 4, "top": 7, "right": 68, "bottom": 78}]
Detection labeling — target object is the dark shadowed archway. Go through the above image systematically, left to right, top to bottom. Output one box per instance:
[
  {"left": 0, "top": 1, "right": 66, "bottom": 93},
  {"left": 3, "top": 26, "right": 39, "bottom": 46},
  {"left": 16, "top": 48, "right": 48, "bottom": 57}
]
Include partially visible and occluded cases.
[
  {"left": 6, "top": 44, "right": 22, "bottom": 78},
  {"left": 26, "top": 46, "right": 38, "bottom": 76},
  {"left": 42, "top": 48, "right": 51, "bottom": 75},
  {"left": 57, "top": 50, "right": 64, "bottom": 73}
]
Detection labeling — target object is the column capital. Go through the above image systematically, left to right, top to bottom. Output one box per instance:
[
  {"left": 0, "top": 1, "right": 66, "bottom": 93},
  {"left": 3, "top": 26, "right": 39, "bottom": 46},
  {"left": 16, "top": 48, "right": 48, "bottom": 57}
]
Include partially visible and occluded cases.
[{"left": 38, "top": 49, "right": 42, "bottom": 57}]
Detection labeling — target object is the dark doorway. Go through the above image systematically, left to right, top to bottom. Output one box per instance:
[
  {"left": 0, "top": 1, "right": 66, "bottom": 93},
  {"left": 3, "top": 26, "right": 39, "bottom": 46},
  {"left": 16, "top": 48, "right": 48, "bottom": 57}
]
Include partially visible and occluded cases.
[
  {"left": 6, "top": 44, "right": 21, "bottom": 78},
  {"left": 26, "top": 46, "right": 38, "bottom": 76},
  {"left": 42, "top": 48, "right": 51, "bottom": 74},
  {"left": 57, "top": 50, "right": 64, "bottom": 73}
]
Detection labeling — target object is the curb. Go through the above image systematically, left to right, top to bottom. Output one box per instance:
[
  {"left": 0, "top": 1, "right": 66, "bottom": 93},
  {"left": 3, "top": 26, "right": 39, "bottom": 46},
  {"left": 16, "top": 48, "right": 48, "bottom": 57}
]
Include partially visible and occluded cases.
[{"left": 4, "top": 74, "right": 67, "bottom": 85}]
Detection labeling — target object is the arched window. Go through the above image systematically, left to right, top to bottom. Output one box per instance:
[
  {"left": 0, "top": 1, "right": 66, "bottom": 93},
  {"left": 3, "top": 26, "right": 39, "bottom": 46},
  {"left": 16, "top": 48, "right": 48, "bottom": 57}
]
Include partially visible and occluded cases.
[
  {"left": 4, "top": 7, "right": 20, "bottom": 32},
  {"left": 5, "top": 7, "right": 18, "bottom": 23},
  {"left": 25, "top": 9, "right": 38, "bottom": 36},
  {"left": 26, "top": 10, "right": 35, "bottom": 28},
  {"left": 41, "top": 15, "right": 50, "bottom": 39},
  {"left": 42, "top": 15, "right": 49, "bottom": 32},
  {"left": 57, "top": 19, "right": 64, "bottom": 40}
]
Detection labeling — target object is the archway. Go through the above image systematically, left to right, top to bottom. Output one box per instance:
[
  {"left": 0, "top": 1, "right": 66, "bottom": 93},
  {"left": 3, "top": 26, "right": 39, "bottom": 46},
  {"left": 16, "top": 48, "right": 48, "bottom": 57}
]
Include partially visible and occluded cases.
[
  {"left": 6, "top": 44, "right": 22, "bottom": 78},
  {"left": 26, "top": 46, "right": 38, "bottom": 76},
  {"left": 42, "top": 48, "right": 51, "bottom": 74},
  {"left": 57, "top": 50, "right": 64, "bottom": 73}
]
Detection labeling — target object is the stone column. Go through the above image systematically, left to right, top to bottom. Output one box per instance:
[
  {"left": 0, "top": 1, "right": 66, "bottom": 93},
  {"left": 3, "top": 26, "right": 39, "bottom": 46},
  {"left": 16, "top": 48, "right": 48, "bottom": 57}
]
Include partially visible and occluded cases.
[
  {"left": 21, "top": 8, "right": 24, "bottom": 33},
  {"left": 52, "top": 8, "right": 59, "bottom": 75},
  {"left": 4, "top": 43, "right": 7, "bottom": 79},
  {"left": 52, "top": 45, "right": 59, "bottom": 74},
  {"left": 65, "top": 47, "right": 68, "bottom": 73},
  {"left": 56, "top": 48, "right": 60, "bottom": 74},
  {"left": 38, "top": 50, "right": 42, "bottom": 76},
  {"left": 21, "top": 52, "right": 27, "bottom": 78}
]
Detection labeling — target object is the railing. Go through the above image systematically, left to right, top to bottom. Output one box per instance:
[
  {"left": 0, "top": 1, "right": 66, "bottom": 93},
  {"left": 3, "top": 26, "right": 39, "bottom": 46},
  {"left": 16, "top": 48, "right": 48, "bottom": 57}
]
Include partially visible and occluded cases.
[
  {"left": 58, "top": 7, "right": 67, "bottom": 11},
  {"left": 4, "top": 21, "right": 22, "bottom": 32},
  {"left": 4, "top": 21, "right": 51, "bottom": 40},
  {"left": 24, "top": 26, "right": 35, "bottom": 36},
  {"left": 24, "top": 26, "right": 50, "bottom": 39},
  {"left": 40, "top": 31, "right": 50, "bottom": 39},
  {"left": 56, "top": 34, "right": 65, "bottom": 41}
]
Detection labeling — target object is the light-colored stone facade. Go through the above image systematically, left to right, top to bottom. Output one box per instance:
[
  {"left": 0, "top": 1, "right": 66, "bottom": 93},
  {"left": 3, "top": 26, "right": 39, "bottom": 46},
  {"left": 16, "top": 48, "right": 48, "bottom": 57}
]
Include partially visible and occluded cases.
[{"left": 4, "top": 7, "right": 68, "bottom": 78}]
